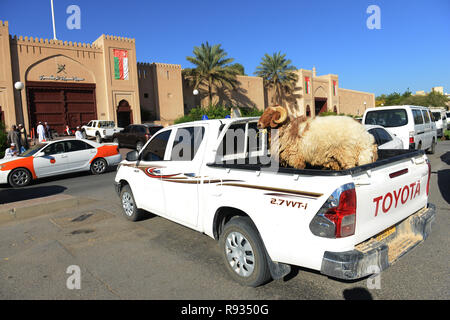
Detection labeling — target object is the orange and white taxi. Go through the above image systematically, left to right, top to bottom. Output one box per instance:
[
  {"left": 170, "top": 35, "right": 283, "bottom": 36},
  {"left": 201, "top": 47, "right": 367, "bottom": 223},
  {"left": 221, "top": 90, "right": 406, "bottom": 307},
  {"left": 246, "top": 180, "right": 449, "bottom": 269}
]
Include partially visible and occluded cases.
[{"left": 0, "top": 139, "right": 121, "bottom": 187}]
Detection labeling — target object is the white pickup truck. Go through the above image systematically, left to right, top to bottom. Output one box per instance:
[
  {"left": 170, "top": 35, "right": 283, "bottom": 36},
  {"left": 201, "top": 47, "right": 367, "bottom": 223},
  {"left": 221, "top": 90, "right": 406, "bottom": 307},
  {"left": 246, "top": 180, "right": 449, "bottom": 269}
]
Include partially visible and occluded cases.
[
  {"left": 114, "top": 117, "right": 435, "bottom": 287},
  {"left": 82, "top": 120, "right": 123, "bottom": 143}
]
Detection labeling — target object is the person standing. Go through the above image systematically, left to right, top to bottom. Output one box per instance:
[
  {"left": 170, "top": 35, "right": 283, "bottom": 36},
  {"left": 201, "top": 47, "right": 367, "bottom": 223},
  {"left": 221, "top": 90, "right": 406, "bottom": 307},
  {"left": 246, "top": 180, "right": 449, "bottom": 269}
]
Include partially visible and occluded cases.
[
  {"left": 37, "top": 122, "right": 46, "bottom": 142},
  {"left": 45, "top": 122, "right": 52, "bottom": 140},
  {"left": 18, "top": 124, "right": 29, "bottom": 150},
  {"left": 7, "top": 125, "right": 21, "bottom": 151},
  {"left": 75, "top": 126, "right": 83, "bottom": 139}
]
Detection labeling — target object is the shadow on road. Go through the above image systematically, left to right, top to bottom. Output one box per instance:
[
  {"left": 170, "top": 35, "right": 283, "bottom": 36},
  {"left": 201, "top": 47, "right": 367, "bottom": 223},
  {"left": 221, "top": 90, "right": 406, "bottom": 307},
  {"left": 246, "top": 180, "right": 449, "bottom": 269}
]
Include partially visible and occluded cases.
[
  {"left": 440, "top": 152, "right": 450, "bottom": 165},
  {"left": 437, "top": 169, "right": 450, "bottom": 204},
  {"left": 0, "top": 185, "right": 67, "bottom": 204},
  {"left": 343, "top": 287, "right": 373, "bottom": 300}
]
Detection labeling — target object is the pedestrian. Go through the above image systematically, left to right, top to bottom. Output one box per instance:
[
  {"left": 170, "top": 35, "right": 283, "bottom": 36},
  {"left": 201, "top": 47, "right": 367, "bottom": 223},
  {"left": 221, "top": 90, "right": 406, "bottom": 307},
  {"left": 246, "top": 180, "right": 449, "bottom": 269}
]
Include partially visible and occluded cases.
[
  {"left": 37, "top": 121, "right": 46, "bottom": 142},
  {"left": 45, "top": 122, "right": 52, "bottom": 140},
  {"left": 18, "top": 124, "right": 29, "bottom": 150},
  {"left": 7, "top": 125, "right": 21, "bottom": 151},
  {"left": 65, "top": 125, "right": 71, "bottom": 136},
  {"left": 75, "top": 126, "right": 83, "bottom": 139},
  {"left": 4, "top": 143, "right": 19, "bottom": 158}
]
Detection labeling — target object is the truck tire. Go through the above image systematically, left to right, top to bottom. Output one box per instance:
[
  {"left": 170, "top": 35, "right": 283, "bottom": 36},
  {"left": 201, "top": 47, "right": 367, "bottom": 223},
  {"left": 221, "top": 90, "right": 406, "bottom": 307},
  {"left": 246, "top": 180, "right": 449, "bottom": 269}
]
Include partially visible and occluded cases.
[
  {"left": 82, "top": 130, "right": 87, "bottom": 139},
  {"left": 96, "top": 132, "right": 102, "bottom": 144},
  {"left": 113, "top": 137, "right": 120, "bottom": 147},
  {"left": 427, "top": 139, "right": 436, "bottom": 154},
  {"left": 8, "top": 168, "right": 32, "bottom": 188},
  {"left": 120, "top": 184, "right": 145, "bottom": 221},
  {"left": 219, "top": 217, "right": 272, "bottom": 287}
]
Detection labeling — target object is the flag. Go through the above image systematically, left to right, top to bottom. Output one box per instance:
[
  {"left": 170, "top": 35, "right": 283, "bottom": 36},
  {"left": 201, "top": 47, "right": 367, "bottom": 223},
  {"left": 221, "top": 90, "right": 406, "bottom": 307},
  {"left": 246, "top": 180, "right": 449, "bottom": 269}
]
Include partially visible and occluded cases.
[
  {"left": 113, "top": 49, "right": 129, "bottom": 80},
  {"left": 305, "top": 77, "right": 310, "bottom": 94},
  {"left": 333, "top": 80, "right": 337, "bottom": 96}
]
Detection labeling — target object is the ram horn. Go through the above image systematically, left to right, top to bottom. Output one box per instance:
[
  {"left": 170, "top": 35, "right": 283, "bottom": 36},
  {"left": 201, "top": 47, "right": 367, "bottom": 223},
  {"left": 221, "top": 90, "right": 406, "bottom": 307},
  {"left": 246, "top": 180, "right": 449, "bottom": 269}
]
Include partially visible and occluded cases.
[{"left": 273, "top": 106, "right": 288, "bottom": 123}]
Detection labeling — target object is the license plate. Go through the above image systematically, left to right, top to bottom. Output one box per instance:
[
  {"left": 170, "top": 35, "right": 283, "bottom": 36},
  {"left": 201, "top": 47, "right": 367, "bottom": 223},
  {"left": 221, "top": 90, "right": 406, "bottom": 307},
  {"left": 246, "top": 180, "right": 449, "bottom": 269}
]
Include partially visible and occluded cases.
[{"left": 376, "top": 225, "right": 396, "bottom": 242}]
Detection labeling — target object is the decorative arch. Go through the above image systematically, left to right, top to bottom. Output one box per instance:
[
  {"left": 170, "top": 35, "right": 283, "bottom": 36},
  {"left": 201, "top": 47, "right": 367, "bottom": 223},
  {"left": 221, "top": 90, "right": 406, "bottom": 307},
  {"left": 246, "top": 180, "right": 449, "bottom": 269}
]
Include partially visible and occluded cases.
[
  {"left": 24, "top": 54, "right": 96, "bottom": 83},
  {"left": 313, "top": 86, "right": 327, "bottom": 98},
  {"left": 117, "top": 99, "right": 133, "bottom": 127},
  {"left": 306, "top": 105, "right": 311, "bottom": 117},
  {"left": 333, "top": 105, "right": 337, "bottom": 113}
]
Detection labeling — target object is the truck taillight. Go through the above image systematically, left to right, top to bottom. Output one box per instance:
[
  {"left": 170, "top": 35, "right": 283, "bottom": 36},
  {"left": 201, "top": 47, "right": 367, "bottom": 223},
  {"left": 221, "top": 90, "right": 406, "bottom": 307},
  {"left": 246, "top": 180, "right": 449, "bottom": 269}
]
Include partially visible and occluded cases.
[
  {"left": 409, "top": 137, "right": 415, "bottom": 144},
  {"left": 426, "top": 159, "right": 431, "bottom": 196},
  {"left": 309, "top": 183, "right": 357, "bottom": 238}
]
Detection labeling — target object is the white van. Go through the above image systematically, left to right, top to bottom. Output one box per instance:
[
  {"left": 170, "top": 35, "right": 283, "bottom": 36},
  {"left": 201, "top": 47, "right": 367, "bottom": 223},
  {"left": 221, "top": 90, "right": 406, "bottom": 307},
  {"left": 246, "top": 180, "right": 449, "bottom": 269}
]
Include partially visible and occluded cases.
[
  {"left": 363, "top": 105, "right": 437, "bottom": 154},
  {"left": 430, "top": 108, "right": 447, "bottom": 138}
]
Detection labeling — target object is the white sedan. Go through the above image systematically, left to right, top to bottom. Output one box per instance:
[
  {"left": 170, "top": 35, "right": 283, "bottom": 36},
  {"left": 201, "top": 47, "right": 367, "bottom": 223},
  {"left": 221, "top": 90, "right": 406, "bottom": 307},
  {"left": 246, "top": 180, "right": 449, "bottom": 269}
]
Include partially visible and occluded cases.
[
  {"left": 365, "top": 125, "right": 404, "bottom": 149},
  {"left": 0, "top": 139, "right": 121, "bottom": 188}
]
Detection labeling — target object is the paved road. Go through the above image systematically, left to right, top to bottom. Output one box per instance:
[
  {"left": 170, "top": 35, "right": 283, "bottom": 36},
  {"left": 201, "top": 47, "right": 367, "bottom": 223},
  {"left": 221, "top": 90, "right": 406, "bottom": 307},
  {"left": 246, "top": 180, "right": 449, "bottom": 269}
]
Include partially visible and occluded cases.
[{"left": 0, "top": 143, "right": 448, "bottom": 300}]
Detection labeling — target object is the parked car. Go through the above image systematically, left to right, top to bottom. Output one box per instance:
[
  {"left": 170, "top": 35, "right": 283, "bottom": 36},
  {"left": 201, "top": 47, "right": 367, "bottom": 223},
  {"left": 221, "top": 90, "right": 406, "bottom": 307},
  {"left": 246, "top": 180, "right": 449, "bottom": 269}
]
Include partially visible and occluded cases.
[
  {"left": 363, "top": 105, "right": 437, "bottom": 154},
  {"left": 429, "top": 108, "right": 447, "bottom": 138},
  {"left": 114, "top": 117, "right": 435, "bottom": 287},
  {"left": 81, "top": 120, "right": 123, "bottom": 143},
  {"left": 112, "top": 124, "right": 163, "bottom": 151},
  {"left": 365, "top": 125, "right": 404, "bottom": 149},
  {"left": 0, "top": 139, "right": 121, "bottom": 187}
]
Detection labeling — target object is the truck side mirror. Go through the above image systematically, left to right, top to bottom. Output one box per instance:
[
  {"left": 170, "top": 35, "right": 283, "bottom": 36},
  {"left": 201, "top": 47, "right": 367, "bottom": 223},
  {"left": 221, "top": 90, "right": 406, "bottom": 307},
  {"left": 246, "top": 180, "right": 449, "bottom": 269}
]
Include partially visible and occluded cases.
[{"left": 126, "top": 150, "right": 139, "bottom": 162}]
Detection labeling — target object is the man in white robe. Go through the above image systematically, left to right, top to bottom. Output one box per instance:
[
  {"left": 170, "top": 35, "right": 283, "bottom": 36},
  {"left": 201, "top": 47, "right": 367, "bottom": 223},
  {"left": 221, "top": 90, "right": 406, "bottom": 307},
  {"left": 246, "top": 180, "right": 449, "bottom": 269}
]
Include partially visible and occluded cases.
[{"left": 37, "top": 122, "right": 46, "bottom": 142}]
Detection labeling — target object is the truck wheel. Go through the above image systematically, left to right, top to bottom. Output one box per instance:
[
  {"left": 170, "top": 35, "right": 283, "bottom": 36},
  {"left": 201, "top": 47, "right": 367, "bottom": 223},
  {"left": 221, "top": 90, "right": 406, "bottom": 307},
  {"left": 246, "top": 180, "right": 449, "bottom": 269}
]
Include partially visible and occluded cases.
[
  {"left": 82, "top": 131, "right": 87, "bottom": 139},
  {"left": 96, "top": 133, "right": 102, "bottom": 143},
  {"left": 113, "top": 137, "right": 120, "bottom": 147},
  {"left": 427, "top": 139, "right": 436, "bottom": 154},
  {"left": 90, "top": 158, "right": 107, "bottom": 175},
  {"left": 8, "top": 168, "right": 32, "bottom": 188},
  {"left": 120, "top": 185, "right": 145, "bottom": 221},
  {"left": 219, "top": 217, "right": 271, "bottom": 287}
]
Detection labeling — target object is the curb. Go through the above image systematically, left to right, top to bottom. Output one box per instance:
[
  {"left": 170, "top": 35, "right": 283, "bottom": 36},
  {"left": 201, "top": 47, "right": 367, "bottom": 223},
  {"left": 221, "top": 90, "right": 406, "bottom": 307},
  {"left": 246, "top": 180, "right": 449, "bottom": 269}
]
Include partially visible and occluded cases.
[{"left": 0, "top": 195, "right": 97, "bottom": 224}]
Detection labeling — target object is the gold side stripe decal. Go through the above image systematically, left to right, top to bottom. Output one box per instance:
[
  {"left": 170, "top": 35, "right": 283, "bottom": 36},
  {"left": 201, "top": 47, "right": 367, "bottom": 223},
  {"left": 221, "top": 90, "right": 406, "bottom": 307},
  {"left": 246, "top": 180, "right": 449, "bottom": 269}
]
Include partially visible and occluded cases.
[{"left": 220, "top": 183, "right": 323, "bottom": 198}]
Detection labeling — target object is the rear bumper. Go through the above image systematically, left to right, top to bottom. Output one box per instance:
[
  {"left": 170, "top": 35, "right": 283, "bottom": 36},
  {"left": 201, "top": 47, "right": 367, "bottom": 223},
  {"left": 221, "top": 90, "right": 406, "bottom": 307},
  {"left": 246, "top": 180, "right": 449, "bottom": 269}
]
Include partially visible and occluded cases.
[{"left": 320, "top": 203, "right": 436, "bottom": 280}]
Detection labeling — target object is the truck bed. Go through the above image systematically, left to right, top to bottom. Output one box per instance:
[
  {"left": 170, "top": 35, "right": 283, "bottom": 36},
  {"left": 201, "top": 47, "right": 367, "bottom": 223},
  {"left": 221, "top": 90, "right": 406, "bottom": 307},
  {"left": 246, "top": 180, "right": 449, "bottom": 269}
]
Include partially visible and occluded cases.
[{"left": 208, "top": 149, "right": 425, "bottom": 176}]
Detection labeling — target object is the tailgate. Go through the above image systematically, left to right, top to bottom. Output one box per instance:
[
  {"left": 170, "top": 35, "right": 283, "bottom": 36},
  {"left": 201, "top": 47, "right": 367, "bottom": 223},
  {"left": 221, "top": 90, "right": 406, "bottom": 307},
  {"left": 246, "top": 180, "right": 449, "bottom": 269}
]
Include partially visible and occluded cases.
[{"left": 353, "top": 153, "right": 430, "bottom": 244}]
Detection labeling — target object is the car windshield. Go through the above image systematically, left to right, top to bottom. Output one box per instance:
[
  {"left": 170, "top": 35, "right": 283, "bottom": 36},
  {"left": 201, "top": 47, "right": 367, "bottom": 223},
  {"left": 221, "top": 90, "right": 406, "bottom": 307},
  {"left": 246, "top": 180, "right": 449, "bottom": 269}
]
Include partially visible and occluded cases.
[
  {"left": 364, "top": 109, "right": 408, "bottom": 127},
  {"left": 432, "top": 112, "right": 441, "bottom": 120},
  {"left": 18, "top": 143, "right": 45, "bottom": 157}
]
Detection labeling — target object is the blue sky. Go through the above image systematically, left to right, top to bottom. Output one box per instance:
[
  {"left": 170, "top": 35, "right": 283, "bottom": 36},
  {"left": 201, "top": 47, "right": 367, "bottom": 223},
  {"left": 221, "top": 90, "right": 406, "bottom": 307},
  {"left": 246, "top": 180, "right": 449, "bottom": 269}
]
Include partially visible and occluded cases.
[{"left": 1, "top": 0, "right": 449, "bottom": 96}]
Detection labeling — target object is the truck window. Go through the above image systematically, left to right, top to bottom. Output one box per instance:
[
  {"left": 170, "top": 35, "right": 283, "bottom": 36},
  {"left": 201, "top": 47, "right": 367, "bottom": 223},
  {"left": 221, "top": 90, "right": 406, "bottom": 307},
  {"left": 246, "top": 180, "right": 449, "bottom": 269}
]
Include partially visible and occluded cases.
[
  {"left": 364, "top": 109, "right": 408, "bottom": 127},
  {"left": 412, "top": 110, "right": 424, "bottom": 124},
  {"left": 422, "top": 110, "right": 430, "bottom": 123},
  {"left": 432, "top": 112, "right": 441, "bottom": 121},
  {"left": 217, "top": 123, "right": 246, "bottom": 158},
  {"left": 170, "top": 126, "right": 205, "bottom": 161},
  {"left": 140, "top": 130, "right": 172, "bottom": 161}
]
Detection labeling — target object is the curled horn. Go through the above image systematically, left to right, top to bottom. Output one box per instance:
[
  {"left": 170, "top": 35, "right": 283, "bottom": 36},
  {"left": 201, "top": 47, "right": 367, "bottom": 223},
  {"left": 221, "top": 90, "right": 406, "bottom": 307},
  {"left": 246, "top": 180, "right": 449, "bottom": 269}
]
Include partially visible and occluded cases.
[{"left": 274, "top": 106, "right": 287, "bottom": 124}]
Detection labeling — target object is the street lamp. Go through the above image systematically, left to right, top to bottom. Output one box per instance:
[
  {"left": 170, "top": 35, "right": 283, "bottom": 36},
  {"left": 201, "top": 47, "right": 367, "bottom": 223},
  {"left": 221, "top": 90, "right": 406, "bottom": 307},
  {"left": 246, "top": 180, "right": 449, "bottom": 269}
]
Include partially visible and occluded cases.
[
  {"left": 14, "top": 81, "right": 25, "bottom": 137},
  {"left": 193, "top": 89, "right": 199, "bottom": 108}
]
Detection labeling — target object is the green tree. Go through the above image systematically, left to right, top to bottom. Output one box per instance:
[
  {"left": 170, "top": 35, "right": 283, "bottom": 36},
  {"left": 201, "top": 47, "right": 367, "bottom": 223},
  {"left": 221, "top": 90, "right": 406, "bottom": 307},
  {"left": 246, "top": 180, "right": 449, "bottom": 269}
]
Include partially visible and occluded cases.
[
  {"left": 183, "top": 42, "right": 240, "bottom": 105},
  {"left": 254, "top": 52, "right": 298, "bottom": 105},
  {"left": 231, "top": 63, "right": 246, "bottom": 76}
]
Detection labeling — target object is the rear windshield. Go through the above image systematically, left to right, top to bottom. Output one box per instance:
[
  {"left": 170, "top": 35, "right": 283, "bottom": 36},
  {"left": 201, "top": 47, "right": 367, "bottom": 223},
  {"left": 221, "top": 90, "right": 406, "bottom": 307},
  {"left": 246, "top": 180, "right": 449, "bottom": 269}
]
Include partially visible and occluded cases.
[
  {"left": 364, "top": 109, "right": 408, "bottom": 127},
  {"left": 432, "top": 112, "right": 441, "bottom": 120}
]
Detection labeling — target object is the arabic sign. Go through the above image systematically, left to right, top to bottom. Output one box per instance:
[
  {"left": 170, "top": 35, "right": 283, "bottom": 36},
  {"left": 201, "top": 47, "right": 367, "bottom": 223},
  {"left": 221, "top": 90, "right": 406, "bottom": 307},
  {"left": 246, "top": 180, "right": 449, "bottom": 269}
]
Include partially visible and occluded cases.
[{"left": 39, "top": 75, "right": 85, "bottom": 82}]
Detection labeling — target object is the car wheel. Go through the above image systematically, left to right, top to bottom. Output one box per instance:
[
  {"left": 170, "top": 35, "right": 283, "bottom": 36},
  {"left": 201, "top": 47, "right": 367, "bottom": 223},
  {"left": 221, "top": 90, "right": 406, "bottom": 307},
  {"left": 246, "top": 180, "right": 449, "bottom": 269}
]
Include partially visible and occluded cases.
[
  {"left": 82, "top": 131, "right": 87, "bottom": 139},
  {"left": 96, "top": 133, "right": 102, "bottom": 144},
  {"left": 113, "top": 137, "right": 120, "bottom": 147},
  {"left": 428, "top": 139, "right": 436, "bottom": 154},
  {"left": 136, "top": 141, "right": 144, "bottom": 152},
  {"left": 90, "top": 158, "right": 107, "bottom": 175},
  {"left": 8, "top": 168, "right": 32, "bottom": 188},
  {"left": 120, "top": 185, "right": 145, "bottom": 221},
  {"left": 219, "top": 217, "right": 271, "bottom": 287}
]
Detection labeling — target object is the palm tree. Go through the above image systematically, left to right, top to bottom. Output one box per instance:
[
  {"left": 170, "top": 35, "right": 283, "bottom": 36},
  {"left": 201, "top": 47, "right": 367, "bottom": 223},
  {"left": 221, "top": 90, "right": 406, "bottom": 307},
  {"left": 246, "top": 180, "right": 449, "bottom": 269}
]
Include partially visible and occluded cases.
[
  {"left": 183, "top": 42, "right": 240, "bottom": 106},
  {"left": 254, "top": 52, "right": 298, "bottom": 105}
]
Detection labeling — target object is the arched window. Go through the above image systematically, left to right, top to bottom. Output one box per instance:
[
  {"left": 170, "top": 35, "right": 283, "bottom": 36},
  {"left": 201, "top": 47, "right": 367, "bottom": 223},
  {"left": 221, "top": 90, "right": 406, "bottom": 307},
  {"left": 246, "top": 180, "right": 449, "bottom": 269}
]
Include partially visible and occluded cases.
[
  {"left": 306, "top": 105, "right": 311, "bottom": 117},
  {"left": 333, "top": 106, "right": 337, "bottom": 113}
]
